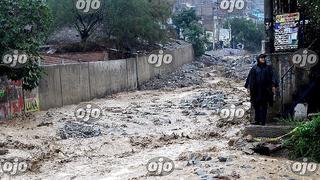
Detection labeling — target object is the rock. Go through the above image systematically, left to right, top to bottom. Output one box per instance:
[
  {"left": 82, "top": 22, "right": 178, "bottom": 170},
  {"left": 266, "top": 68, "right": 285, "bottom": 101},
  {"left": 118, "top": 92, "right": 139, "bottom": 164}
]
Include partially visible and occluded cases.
[
  {"left": 205, "top": 73, "right": 211, "bottom": 77},
  {"left": 191, "top": 99, "right": 199, "bottom": 106},
  {"left": 294, "top": 103, "right": 308, "bottom": 120},
  {"left": 182, "top": 110, "right": 190, "bottom": 115},
  {"left": 194, "top": 111, "right": 207, "bottom": 116},
  {"left": 46, "top": 112, "right": 53, "bottom": 117},
  {"left": 37, "top": 122, "right": 53, "bottom": 127},
  {"left": 245, "top": 135, "right": 254, "bottom": 142},
  {"left": 228, "top": 138, "right": 236, "bottom": 146},
  {"left": 242, "top": 143, "right": 255, "bottom": 155},
  {"left": 252, "top": 143, "right": 283, "bottom": 156},
  {"left": 0, "top": 149, "right": 9, "bottom": 155},
  {"left": 242, "top": 149, "right": 254, "bottom": 155},
  {"left": 177, "top": 151, "right": 192, "bottom": 161},
  {"left": 178, "top": 151, "right": 212, "bottom": 163},
  {"left": 201, "top": 155, "right": 212, "bottom": 161},
  {"left": 227, "top": 155, "right": 237, "bottom": 161},
  {"left": 218, "top": 156, "right": 228, "bottom": 162},
  {"left": 250, "top": 158, "right": 257, "bottom": 163},
  {"left": 187, "top": 159, "right": 199, "bottom": 166},
  {"left": 187, "top": 160, "right": 198, "bottom": 166},
  {"left": 240, "top": 165, "right": 252, "bottom": 169},
  {"left": 209, "top": 167, "right": 224, "bottom": 175},
  {"left": 195, "top": 168, "right": 206, "bottom": 176},
  {"left": 231, "top": 171, "right": 240, "bottom": 178},
  {"left": 212, "top": 173, "right": 219, "bottom": 178},
  {"left": 257, "top": 176, "right": 266, "bottom": 180}
]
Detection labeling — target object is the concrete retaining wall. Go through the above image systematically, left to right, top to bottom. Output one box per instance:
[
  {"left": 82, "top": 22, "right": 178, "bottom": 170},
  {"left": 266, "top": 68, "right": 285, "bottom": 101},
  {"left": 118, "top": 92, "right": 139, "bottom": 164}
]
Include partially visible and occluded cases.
[{"left": 39, "top": 44, "right": 194, "bottom": 110}]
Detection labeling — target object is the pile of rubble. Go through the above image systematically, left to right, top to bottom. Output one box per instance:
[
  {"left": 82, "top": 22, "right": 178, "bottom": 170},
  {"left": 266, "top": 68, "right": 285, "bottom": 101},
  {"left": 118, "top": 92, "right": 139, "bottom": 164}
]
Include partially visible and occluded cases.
[
  {"left": 209, "top": 48, "right": 248, "bottom": 57},
  {"left": 139, "top": 53, "right": 254, "bottom": 90},
  {"left": 196, "top": 55, "right": 221, "bottom": 66},
  {"left": 199, "top": 55, "right": 254, "bottom": 81},
  {"left": 221, "top": 56, "right": 254, "bottom": 80},
  {"left": 139, "top": 63, "right": 204, "bottom": 90},
  {"left": 180, "top": 90, "right": 225, "bottom": 110},
  {"left": 57, "top": 122, "right": 101, "bottom": 139}
]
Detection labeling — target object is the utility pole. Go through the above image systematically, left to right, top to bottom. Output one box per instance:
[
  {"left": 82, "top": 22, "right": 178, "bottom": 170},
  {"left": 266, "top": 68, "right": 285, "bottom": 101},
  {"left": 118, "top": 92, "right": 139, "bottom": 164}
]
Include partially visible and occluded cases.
[
  {"left": 264, "top": 0, "right": 274, "bottom": 54},
  {"left": 212, "top": 1, "right": 219, "bottom": 50},
  {"left": 212, "top": 6, "right": 216, "bottom": 50}
]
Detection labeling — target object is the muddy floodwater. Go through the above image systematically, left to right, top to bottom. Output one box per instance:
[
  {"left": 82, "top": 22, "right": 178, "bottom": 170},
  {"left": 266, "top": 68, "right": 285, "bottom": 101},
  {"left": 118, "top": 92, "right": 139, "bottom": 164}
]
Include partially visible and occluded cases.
[{"left": 0, "top": 55, "right": 319, "bottom": 180}]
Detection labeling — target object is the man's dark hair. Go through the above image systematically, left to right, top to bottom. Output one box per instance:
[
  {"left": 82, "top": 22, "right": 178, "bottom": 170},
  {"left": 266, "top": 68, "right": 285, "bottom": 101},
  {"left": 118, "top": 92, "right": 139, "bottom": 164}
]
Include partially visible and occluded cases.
[{"left": 258, "top": 54, "right": 267, "bottom": 59}]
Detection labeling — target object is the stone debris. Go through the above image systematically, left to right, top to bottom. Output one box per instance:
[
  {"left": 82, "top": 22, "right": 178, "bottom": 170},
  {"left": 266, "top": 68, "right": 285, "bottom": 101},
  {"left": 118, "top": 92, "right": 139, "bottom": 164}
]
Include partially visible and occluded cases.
[
  {"left": 209, "top": 48, "right": 248, "bottom": 57},
  {"left": 140, "top": 54, "right": 254, "bottom": 90},
  {"left": 203, "top": 55, "right": 255, "bottom": 81},
  {"left": 221, "top": 56, "right": 254, "bottom": 80},
  {"left": 140, "top": 63, "right": 204, "bottom": 90},
  {"left": 180, "top": 90, "right": 225, "bottom": 110},
  {"left": 57, "top": 122, "right": 101, "bottom": 139},
  {"left": 0, "top": 149, "right": 9, "bottom": 155}
]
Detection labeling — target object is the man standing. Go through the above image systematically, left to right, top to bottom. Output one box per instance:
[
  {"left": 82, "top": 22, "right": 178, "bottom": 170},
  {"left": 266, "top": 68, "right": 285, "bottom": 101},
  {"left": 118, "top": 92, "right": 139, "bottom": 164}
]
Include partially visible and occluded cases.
[{"left": 245, "top": 54, "right": 278, "bottom": 125}]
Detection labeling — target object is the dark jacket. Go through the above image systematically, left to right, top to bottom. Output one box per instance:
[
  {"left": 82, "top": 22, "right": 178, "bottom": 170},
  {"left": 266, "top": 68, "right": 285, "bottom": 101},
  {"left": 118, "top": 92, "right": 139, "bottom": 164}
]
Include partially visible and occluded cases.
[{"left": 245, "top": 61, "right": 278, "bottom": 107}]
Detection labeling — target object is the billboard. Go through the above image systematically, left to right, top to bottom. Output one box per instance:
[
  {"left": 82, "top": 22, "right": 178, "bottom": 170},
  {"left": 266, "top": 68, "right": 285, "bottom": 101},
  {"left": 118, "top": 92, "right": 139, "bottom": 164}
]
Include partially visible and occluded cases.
[{"left": 274, "top": 12, "right": 300, "bottom": 51}]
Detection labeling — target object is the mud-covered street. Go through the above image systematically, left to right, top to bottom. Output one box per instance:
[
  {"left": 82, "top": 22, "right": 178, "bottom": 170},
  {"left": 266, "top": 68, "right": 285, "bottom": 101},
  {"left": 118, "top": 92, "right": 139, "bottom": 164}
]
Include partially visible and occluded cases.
[{"left": 0, "top": 53, "right": 319, "bottom": 180}]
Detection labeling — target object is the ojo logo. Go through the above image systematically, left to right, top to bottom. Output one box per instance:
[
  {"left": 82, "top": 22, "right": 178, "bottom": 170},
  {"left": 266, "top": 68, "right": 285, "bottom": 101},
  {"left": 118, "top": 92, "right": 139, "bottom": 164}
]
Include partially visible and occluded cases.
[
  {"left": 75, "top": 0, "right": 101, "bottom": 13},
  {"left": 220, "top": 0, "right": 246, "bottom": 13},
  {"left": 291, "top": 49, "right": 318, "bottom": 69},
  {"left": 1, "top": 50, "right": 28, "bottom": 68},
  {"left": 148, "top": 50, "right": 173, "bottom": 67},
  {"left": 74, "top": 103, "right": 102, "bottom": 122},
  {"left": 215, "top": 105, "right": 249, "bottom": 120},
  {"left": 146, "top": 157, "right": 175, "bottom": 176},
  {"left": 0, "top": 158, "right": 28, "bottom": 176},
  {"left": 291, "top": 158, "right": 319, "bottom": 176}
]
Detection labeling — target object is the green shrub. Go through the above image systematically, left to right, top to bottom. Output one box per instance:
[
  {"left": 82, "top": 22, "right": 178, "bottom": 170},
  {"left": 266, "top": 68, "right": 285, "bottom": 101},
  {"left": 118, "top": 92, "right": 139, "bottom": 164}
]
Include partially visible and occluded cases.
[
  {"left": 285, "top": 115, "right": 320, "bottom": 162},
  {"left": 279, "top": 116, "right": 307, "bottom": 127}
]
